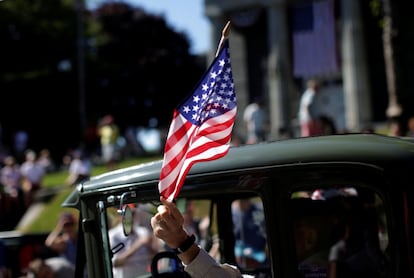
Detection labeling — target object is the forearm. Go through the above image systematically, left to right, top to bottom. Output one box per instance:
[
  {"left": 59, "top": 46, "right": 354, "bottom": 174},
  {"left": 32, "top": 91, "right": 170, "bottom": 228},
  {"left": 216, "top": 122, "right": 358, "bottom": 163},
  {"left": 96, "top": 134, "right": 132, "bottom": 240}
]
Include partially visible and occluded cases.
[
  {"left": 151, "top": 197, "right": 244, "bottom": 278},
  {"left": 45, "top": 228, "right": 61, "bottom": 247},
  {"left": 177, "top": 242, "right": 200, "bottom": 265},
  {"left": 183, "top": 245, "right": 243, "bottom": 278}
]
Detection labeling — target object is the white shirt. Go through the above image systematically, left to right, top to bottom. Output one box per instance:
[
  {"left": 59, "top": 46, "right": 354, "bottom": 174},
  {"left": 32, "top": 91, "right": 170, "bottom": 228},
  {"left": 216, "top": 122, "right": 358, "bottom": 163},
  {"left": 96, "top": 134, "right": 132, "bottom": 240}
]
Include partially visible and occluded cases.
[
  {"left": 298, "top": 88, "right": 317, "bottom": 123},
  {"left": 243, "top": 103, "right": 259, "bottom": 128},
  {"left": 68, "top": 158, "right": 91, "bottom": 176},
  {"left": 20, "top": 161, "right": 45, "bottom": 184},
  {"left": 109, "top": 223, "right": 153, "bottom": 278},
  {"left": 185, "top": 248, "right": 253, "bottom": 278}
]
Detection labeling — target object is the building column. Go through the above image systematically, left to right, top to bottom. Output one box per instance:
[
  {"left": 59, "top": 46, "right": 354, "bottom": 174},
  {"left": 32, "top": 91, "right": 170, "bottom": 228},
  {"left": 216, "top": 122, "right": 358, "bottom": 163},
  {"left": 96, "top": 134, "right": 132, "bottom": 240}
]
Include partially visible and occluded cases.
[
  {"left": 341, "top": 0, "right": 372, "bottom": 131},
  {"left": 266, "top": 2, "right": 292, "bottom": 139}
]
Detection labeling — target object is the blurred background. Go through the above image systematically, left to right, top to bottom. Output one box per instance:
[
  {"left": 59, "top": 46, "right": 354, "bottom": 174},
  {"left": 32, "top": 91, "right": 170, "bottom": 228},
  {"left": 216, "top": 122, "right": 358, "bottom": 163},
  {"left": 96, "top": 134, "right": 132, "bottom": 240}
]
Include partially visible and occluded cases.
[
  {"left": 0, "top": 0, "right": 413, "bottom": 163},
  {"left": 1, "top": 0, "right": 414, "bottom": 276}
]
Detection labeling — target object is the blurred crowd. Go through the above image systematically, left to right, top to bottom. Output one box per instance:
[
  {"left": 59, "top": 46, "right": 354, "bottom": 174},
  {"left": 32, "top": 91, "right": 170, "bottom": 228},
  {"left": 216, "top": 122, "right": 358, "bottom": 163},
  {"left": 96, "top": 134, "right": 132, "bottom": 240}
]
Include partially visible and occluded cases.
[
  {"left": 240, "top": 78, "right": 414, "bottom": 146},
  {"left": 0, "top": 114, "right": 124, "bottom": 230},
  {"left": 0, "top": 149, "right": 51, "bottom": 229},
  {"left": 1, "top": 200, "right": 218, "bottom": 278}
]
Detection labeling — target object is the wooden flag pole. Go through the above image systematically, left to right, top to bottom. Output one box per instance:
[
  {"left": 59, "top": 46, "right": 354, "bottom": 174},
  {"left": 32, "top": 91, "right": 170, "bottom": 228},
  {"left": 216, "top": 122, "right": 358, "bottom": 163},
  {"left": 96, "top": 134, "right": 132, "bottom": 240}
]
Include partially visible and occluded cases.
[{"left": 215, "top": 21, "right": 231, "bottom": 57}]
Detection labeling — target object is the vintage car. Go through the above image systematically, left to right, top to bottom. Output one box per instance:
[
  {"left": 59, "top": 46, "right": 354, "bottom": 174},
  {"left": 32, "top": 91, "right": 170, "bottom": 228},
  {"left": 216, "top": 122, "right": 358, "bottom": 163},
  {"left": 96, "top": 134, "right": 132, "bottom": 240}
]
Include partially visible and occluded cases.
[{"left": 63, "top": 133, "right": 414, "bottom": 277}]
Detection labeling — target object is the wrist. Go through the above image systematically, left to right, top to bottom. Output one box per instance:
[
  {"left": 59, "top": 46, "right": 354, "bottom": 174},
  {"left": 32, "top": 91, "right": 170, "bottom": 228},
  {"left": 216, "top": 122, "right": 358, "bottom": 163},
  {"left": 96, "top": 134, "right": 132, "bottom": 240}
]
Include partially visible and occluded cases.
[
  {"left": 170, "top": 230, "right": 190, "bottom": 249},
  {"left": 173, "top": 234, "right": 196, "bottom": 254},
  {"left": 177, "top": 243, "right": 200, "bottom": 265}
]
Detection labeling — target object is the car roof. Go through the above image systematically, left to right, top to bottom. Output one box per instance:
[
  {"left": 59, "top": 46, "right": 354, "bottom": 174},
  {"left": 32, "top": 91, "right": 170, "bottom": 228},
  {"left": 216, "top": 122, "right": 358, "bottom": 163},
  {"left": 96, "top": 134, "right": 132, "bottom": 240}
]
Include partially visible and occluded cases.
[{"left": 62, "top": 133, "right": 414, "bottom": 208}]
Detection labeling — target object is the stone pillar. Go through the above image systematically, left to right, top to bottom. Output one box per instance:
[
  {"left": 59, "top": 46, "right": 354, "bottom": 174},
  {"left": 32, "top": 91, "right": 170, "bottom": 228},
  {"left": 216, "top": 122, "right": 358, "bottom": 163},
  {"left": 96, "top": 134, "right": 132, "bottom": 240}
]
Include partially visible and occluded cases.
[
  {"left": 341, "top": 0, "right": 372, "bottom": 131},
  {"left": 266, "top": 2, "right": 292, "bottom": 139}
]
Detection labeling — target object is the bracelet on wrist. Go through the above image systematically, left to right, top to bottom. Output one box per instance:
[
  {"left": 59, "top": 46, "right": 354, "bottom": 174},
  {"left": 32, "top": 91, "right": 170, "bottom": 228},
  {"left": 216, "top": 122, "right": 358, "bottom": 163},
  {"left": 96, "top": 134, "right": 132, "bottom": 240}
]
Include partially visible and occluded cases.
[{"left": 173, "top": 234, "right": 196, "bottom": 254}]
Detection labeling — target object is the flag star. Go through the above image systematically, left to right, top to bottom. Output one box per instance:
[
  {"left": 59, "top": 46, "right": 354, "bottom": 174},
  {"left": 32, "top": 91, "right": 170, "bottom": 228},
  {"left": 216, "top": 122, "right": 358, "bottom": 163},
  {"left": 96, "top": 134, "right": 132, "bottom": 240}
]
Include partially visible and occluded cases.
[
  {"left": 219, "top": 59, "right": 225, "bottom": 66},
  {"left": 210, "top": 71, "right": 218, "bottom": 79},
  {"left": 202, "top": 83, "right": 209, "bottom": 91},
  {"left": 202, "top": 93, "right": 208, "bottom": 100},
  {"left": 193, "top": 95, "right": 200, "bottom": 103},
  {"left": 213, "top": 102, "right": 220, "bottom": 108},
  {"left": 222, "top": 103, "right": 228, "bottom": 109},
  {"left": 192, "top": 105, "right": 199, "bottom": 112},
  {"left": 183, "top": 106, "right": 191, "bottom": 113}
]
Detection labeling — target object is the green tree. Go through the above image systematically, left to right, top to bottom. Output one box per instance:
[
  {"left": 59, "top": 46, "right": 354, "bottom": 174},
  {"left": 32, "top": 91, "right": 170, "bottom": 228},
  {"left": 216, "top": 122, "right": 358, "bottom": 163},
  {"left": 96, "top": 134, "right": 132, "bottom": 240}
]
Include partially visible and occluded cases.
[
  {"left": 0, "top": 0, "right": 205, "bottom": 159},
  {"left": 0, "top": 0, "right": 81, "bottom": 155},
  {"left": 0, "top": 0, "right": 77, "bottom": 77},
  {"left": 87, "top": 2, "right": 205, "bottom": 129}
]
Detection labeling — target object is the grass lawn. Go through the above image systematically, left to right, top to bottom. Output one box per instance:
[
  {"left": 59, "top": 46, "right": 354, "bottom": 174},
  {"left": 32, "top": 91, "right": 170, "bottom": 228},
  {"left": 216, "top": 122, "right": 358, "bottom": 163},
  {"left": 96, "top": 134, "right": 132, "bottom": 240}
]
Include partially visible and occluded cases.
[{"left": 20, "top": 156, "right": 162, "bottom": 233}]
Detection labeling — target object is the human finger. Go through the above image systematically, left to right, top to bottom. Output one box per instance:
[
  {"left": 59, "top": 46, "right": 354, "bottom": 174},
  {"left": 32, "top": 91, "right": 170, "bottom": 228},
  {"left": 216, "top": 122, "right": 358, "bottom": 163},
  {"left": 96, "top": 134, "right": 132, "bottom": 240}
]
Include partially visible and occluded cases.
[{"left": 160, "top": 196, "right": 182, "bottom": 221}]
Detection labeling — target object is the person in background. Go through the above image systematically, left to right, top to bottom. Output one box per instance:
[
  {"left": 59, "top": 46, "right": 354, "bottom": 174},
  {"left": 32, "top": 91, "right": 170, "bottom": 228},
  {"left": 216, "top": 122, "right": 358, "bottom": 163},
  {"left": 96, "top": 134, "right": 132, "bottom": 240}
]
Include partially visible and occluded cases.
[
  {"left": 298, "top": 79, "right": 323, "bottom": 137},
  {"left": 243, "top": 97, "right": 269, "bottom": 144},
  {"left": 97, "top": 114, "right": 120, "bottom": 171},
  {"left": 318, "top": 115, "right": 337, "bottom": 136},
  {"left": 406, "top": 115, "right": 414, "bottom": 137},
  {"left": 387, "top": 117, "right": 402, "bottom": 137},
  {"left": 37, "top": 149, "right": 56, "bottom": 173},
  {"left": 20, "top": 150, "right": 45, "bottom": 207},
  {"left": 59, "top": 150, "right": 73, "bottom": 172},
  {"left": 64, "top": 150, "right": 91, "bottom": 187},
  {"left": 0, "top": 155, "right": 23, "bottom": 213},
  {"left": 151, "top": 196, "right": 252, "bottom": 278},
  {"left": 232, "top": 198, "right": 267, "bottom": 268},
  {"left": 182, "top": 201, "right": 201, "bottom": 242},
  {"left": 108, "top": 204, "right": 156, "bottom": 278},
  {"left": 45, "top": 212, "right": 78, "bottom": 268},
  {"left": 198, "top": 216, "right": 221, "bottom": 261},
  {"left": 24, "top": 257, "right": 75, "bottom": 278},
  {"left": 24, "top": 258, "right": 55, "bottom": 278}
]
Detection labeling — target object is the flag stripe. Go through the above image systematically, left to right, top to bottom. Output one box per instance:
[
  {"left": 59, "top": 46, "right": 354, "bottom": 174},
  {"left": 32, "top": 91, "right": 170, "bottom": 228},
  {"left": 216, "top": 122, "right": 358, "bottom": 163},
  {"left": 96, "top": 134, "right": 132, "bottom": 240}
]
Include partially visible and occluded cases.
[
  {"left": 158, "top": 39, "right": 236, "bottom": 201},
  {"left": 159, "top": 109, "right": 235, "bottom": 196},
  {"left": 188, "top": 121, "right": 235, "bottom": 157}
]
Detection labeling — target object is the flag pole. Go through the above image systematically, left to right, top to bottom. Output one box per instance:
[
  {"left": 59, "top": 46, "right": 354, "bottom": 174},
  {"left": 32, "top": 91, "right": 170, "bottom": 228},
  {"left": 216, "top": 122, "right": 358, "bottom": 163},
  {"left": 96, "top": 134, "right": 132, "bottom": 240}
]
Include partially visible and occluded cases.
[{"left": 215, "top": 21, "right": 231, "bottom": 57}]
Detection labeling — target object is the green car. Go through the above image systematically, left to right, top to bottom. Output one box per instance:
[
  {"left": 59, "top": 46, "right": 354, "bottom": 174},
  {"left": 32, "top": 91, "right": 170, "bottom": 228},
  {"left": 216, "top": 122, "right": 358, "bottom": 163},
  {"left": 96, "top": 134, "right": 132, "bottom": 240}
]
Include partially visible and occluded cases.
[{"left": 63, "top": 133, "right": 414, "bottom": 277}]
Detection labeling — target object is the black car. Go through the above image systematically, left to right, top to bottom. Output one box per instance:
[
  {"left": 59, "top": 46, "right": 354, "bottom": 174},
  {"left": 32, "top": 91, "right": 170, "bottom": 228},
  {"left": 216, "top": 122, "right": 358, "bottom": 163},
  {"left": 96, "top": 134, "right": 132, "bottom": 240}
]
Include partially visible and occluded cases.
[{"left": 62, "top": 133, "right": 414, "bottom": 277}]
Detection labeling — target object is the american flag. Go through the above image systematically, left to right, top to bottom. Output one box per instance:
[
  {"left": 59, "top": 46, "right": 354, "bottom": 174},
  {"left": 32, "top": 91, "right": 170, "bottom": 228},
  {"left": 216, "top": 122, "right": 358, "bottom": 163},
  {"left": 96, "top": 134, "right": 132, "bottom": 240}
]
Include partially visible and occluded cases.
[
  {"left": 292, "top": 0, "right": 338, "bottom": 78},
  {"left": 158, "top": 40, "right": 236, "bottom": 201}
]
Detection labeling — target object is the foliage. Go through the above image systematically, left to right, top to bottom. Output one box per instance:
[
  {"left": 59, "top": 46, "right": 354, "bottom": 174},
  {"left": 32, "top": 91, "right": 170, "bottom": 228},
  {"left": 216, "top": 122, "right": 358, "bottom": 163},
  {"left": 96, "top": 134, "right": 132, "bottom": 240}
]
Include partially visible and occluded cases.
[
  {"left": 0, "top": 0, "right": 205, "bottom": 161},
  {"left": 0, "top": 0, "right": 76, "bottom": 78},
  {"left": 88, "top": 2, "right": 205, "bottom": 128}
]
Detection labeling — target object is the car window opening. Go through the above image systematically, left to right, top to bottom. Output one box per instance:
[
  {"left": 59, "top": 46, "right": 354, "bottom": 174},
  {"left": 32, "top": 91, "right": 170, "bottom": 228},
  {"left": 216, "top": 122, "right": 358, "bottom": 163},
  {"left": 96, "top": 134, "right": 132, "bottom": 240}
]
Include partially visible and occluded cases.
[{"left": 291, "top": 186, "right": 389, "bottom": 278}]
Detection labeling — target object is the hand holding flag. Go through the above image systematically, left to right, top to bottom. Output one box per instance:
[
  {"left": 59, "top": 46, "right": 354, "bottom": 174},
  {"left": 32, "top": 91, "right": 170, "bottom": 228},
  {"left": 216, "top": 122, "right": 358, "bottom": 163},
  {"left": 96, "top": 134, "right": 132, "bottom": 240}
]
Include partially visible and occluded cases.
[{"left": 158, "top": 21, "right": 236, "bottom": 202}]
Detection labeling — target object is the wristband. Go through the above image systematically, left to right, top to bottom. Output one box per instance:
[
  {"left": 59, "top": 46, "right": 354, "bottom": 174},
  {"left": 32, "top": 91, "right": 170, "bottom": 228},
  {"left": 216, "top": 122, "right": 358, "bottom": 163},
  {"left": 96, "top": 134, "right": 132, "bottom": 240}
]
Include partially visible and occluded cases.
[{"left": 173, "top": 234, "right": 196, "bottom": 254}]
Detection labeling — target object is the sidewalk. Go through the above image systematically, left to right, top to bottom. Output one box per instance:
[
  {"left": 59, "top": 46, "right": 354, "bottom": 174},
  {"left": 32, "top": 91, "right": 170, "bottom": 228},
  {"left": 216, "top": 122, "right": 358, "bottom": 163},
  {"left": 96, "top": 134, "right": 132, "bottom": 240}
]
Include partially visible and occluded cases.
[
  {"left": 15, "top": 187, "right": 65, "bottom": 231},
  {"left": 16, "top": 202, "right": 46, "bottom": 231}
]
